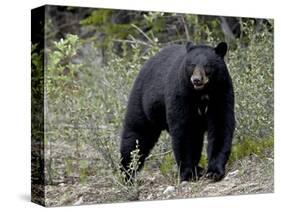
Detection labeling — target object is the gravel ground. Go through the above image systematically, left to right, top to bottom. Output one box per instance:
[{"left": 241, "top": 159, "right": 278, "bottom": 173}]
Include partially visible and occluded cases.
[{"left": 43, "top": 148, "right": 273, "bottom": 207}]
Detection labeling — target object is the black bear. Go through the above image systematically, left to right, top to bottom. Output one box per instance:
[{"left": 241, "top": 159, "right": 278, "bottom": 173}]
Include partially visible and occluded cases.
[{"left": 120, "top": 42, "right": 235, "bottom": 182}]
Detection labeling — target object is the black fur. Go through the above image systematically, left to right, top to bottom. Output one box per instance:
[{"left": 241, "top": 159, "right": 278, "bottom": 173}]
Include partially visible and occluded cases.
[{"left": 120, "top": 42, "right": 235, "bottom": 182}]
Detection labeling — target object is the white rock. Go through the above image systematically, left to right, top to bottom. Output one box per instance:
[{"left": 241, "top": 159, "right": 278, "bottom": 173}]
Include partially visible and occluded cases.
[
  {"left": 267, "top": 158, "right": 274, "bottom": 162},
  {"left": 225, "top": 170, "right": 239, "bottom": 180},
  {"left": 228, "top": 170, "right": 239, "bottom": 177},
  {"left": 180, "top": 181, "right": 188, "bottom": 186},
  {"left": 163, "top": 186, "right": 175, "bottom": 194},
  {"left": 147, "top": 194, "right": 153, "bottom": 200},
  {"left": 73, "top": 196, "right": 83, "bottom": 206}
]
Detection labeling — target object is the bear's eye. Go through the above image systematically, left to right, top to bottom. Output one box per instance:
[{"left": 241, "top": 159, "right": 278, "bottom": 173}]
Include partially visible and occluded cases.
[
  {"left": 186, "top": 63, "right": 196, "bottom": 71},
  {"left": 187, "top": 64, "right": 196, "bottom": 68},
  {"left": 204, "top": 65, "right": 212, "bottom": 75},
  {"left": 205, "top": 70, "right": 210, "bottom": 75}
]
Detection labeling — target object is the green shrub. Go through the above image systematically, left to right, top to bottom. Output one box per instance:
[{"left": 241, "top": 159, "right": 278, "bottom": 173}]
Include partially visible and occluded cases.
[{"left": 229, "top": 20, "right": 274, "bottom": 141}]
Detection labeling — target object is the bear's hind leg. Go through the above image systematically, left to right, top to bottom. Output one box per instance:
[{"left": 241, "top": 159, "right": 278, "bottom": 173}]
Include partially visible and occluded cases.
[{"left": 120, "top": 126, "right": 161, "bottom": 181}]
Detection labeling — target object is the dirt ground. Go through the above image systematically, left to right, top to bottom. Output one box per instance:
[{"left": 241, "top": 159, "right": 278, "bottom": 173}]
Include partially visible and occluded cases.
[{"left": 44, "top": 148, "right": 274, "bottom": 207}]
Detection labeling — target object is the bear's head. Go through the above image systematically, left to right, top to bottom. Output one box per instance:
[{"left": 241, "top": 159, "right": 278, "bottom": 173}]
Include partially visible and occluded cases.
[{"left": 185, "top": 42, "right": 228, "bottom": 90}]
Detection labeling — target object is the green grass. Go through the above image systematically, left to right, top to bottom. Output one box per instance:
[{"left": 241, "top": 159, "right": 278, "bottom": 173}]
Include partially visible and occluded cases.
[
  {"left": 159, "top": 137, "right": 273, "bottom": 181},
  {"left": 198, "top": 137, "right": 274, "bottom": 168},
  {"left": 229, "top": 137, "right": 274, "bottom": 164}
]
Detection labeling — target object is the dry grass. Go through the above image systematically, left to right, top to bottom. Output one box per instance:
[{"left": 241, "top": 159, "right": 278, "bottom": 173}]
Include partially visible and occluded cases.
[{"left": 44, "top": 146, "right": 273, "bottom": 206}]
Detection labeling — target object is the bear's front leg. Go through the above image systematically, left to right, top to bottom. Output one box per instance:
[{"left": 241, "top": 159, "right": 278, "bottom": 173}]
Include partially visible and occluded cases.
[
  {"left": 206, "top": 93, "right": 235, "bottom": 181},
  {"left": 166, "top": 94, "right": 206, "bottom": 182},
  {"left": 170, "top": 122, "right": 205, "bottom": 182},
  {"left": 206, "top": 132, "right": 232, "bottom": 181}
]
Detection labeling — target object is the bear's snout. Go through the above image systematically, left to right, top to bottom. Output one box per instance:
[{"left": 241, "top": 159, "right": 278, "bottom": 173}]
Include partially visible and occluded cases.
[
  {"left": 191, "top": 67, "right": 209, "bottom": 90},
  {"left": 192, "top": 76, "right": 202, "bottom": 85}
]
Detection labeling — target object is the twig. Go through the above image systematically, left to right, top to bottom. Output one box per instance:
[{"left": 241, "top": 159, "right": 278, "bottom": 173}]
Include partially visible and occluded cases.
[
  {"left": 179, "top": 15, "right": 190, "bottom": 41},
  {"left": 219, "top": 17, "right": 235, "bottom": 40},
  {"left": 131, "top": 23, "right": 154, "bottom": 44},
  {"left": 112, "top": 39, "right": 152, "bottom": 47},
  {"left": 164, "top": 39, "right": 188, "bottom": 45},
  {"left": 146, "top": 150, "right": 173, "bottom": 160}
]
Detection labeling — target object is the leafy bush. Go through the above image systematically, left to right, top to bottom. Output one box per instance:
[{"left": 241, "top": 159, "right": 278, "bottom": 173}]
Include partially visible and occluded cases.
[{"left": 229, "top": 20, "right": 273, "bottom": 141}]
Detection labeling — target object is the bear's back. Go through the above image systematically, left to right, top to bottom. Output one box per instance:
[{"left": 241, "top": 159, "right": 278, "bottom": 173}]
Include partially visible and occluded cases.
[{"left": 136, "top": 44, "right": 186, "bottom": 87}]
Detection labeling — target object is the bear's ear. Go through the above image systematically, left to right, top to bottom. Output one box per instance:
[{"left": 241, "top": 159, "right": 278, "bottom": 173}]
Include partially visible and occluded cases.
[
  {"left": 186, "top": 42, "right": 193, "bottom": 52},
  {"left": 215, "top": 42, "right": 228, "bottom": 57}
]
